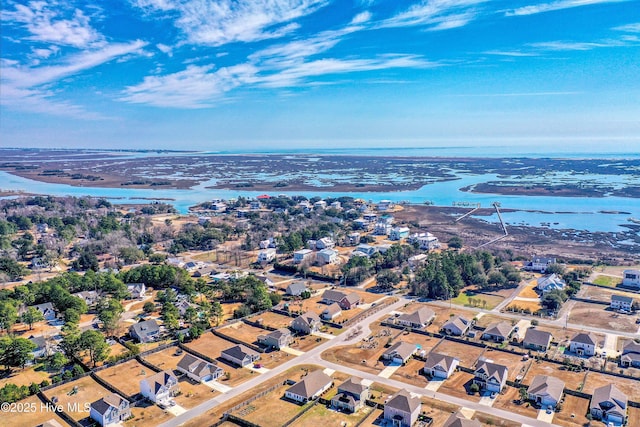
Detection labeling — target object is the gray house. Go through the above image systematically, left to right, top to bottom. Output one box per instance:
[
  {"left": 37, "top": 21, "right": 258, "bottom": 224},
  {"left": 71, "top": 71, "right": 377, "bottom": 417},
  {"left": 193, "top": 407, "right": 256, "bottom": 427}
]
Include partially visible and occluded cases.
[
  {"left": 286, "top": 282, "right": 308, "bottom": 296},
  {"left": 32, "top": 302, "right": 56, "bottom": 322},
  {"left": 396, "top": 307, "right": 436, "bottom": 329},
  {"left": 291, "top": 311, "right": 321, "bottom": 335},
  {"left": 441, "top": 315, "right": 471, "bottom": 336},
  {"left": 129, "top": 319, "right": 160, "bottom": 343},
  {"left": 481, "top": 321, "right": 513, "bottom": 343},
  {"left": 257, "top": 328, "right": 292, "bottom": 349},
  {"left": 523, "top": 328, "right": 553, "bottom": 352},
  {"left": 381, "top": 341, "right": 417, "bottom": 365},
  {"left": 620, "top": 341, "right": 640, "bottom": 368},
  {"left": 220, "top": 344, "right": 260, "bottom": 367},
  {"left": 177, "top": 353, "right": 224, "bottom": 382},
  {"left": 423, "top": 353, "right": 459, "bottom": 379},
  {"left": 473, "top": 360, "right": 508, "bottom": 393},
  {"left": 284, "top": 370, "right": 333, "bottom": 404},
  {"left": 527, "top": 375, "right": 565, "bottom": 408},
  {"left": 331, "top": 377, "right": 370, "bottom": 413},
  {"left": 590, "top": 384, "right": 627, "bottom": 425},
  {"left": 384, "top": 390, "right": 421, "bottom": 427},
  {"left": 89, "top": 393, "right": 131, "bottom": 427},
  {"left": 443, "top": 412, "right": 482, "bottom": 427}
]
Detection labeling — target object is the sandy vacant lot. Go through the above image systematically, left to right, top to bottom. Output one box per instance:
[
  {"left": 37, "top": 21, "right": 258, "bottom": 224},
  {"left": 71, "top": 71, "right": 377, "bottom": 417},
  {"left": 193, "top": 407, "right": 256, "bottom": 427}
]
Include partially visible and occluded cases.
[
  {"left": 568, "top": 302, "right": 637, "bottom": 333},
  {"left": 96, "top": 359, "right": 156, "bottom": 397},
  {"left": 524, "top": 361, "right": 587, "bottom": 391},
  {"left": 44, "top": 376, "right": 112, "bottom": 421},
  {"left": 4, "top": 395, "right": 68, "bottom": 427}
]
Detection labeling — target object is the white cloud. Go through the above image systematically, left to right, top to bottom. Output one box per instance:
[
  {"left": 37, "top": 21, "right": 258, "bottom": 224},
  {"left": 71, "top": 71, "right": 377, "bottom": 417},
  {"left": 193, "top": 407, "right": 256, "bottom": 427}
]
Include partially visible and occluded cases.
[
  {"left": 134, "top": 0, "right": 329, "bottom": 46},
  {"left": 380, "top": 0, "right": 487, "bottom": 30},
  {"left": 505, "top": 0, "right": 628, "bottom": 17},
  {"left": 1, "top": 1, "right": 103, "bottom": 48},
  {"left": 351, "top": 11, "right": 372, "bottom": 25},
  {"left": 614, "top": 22, "right": 640, "bottom": 33},
  {"left": 528, "top": 40, "right": 620, "bottom": 51},
  {"left": 157, "top": 43, "right": 173, "bottom": 56},
  {"left": 483, "top": 50, "right": 539, "bottom": 57}
]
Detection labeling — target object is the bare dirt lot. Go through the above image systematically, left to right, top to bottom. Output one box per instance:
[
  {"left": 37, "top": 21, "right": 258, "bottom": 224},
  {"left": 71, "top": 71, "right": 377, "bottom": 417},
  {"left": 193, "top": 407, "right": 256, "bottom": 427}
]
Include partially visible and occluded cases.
[
  {"left": 568, "top": 301, "right": 638, "bottom": 333},
  {"left": 251, "top": 311, "right": 294, "bottom": 329},
  {"left": 220, "top": 322, "right": 269, "bottom": 346},
  {"left": 185, "top": 333, "right": 255, "bottom": 386},
  {"left": 431, "top": 340, "right": 484, "bottom": 368},
  {"left": 143, "top": 346, "right": 185, "bottom": 371},
  {"left": 482, "top": 348, "right": 529, "bottom": 381},
  {"left": 96, "top": 358, "right": 158, "bottom": 397},
  {"left": 390, "top": 358, "right": 428, "bottom": 387},
  {"left": 524, "top": 361, "right": 587, "bottom": 391},
  {"left": 437, "top": 371, "right": 480, "bottom": 402},
  {"left": 582, "top": 371, "right": 640, "bottom": 402},
  {"left": 43, "top": 375, "right": 112, "bottom": 421},
  {"left": 174, "top": 378, "right": 218, "bottom": 409},
  {"left": 235, "top": 384, "right": 309, "bottom": 427},
  {"left": 492, "top": 386, "right": 539, "bottom": 420},
  {"left": 553, "top": 394, "right": 590, "bottom": 427},
  {"left": 124, "top": 400, "right": 173, "bottom": 427},
  {"left": 290, "top": 401, "right": 373, "bottom": 427}
]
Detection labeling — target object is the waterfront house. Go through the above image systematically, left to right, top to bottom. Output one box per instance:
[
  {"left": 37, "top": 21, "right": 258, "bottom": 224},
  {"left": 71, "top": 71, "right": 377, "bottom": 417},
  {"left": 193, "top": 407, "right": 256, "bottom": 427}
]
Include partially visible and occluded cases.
[
  {"left": 220, "top": 344, "right": 260, "bottom": 367},
  {"left": 140, "top": 370, "right": 179, "bottom": 405},
  {"left": 285, "top": 370, "right": 333, "bottom": 404},
  {"left": 331, "top": 377, "right": 369, "bottom": 413},
  {"left": 383, "top": 390, "right": 421, "bottom": 427},
  {"left": 90, "top": 393, "right": 131, "bottom": 427}
]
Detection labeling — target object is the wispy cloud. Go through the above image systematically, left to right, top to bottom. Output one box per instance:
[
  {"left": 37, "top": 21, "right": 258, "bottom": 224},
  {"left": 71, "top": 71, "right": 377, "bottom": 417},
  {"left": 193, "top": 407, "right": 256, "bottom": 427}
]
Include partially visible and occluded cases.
[
  {"left": 133, "top": 0, "right": 329, "bottom": 46},
  {"left": 380, "top": 0, "right": 487, "bottom": 31},
  {"left": 505, "top": 0, "right": 628, "bottom": 17},
  {"left": 1, "top": 1, "right": 103, "bottom": 48},
  {"left": 614, "top": 22, "right": 640, "bottom": 33},
  {"left": 528, "top": 40, "right": 623, "bottom": 51},
  {"left": 1, "top": 41, "right": 147, "bottom": 117},
  {"left": 483, "top": 50, "right": 539, "bottom": 57},
  {"left": 453, "top": 91, "right": 582, "bottom": 97}
]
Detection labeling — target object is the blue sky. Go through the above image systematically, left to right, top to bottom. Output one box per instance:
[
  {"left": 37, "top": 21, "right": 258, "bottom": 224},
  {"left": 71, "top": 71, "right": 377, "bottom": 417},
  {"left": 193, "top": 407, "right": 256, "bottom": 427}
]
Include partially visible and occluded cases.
[{"left": 1, "top": 0, "right": 639, "bottom": 151}]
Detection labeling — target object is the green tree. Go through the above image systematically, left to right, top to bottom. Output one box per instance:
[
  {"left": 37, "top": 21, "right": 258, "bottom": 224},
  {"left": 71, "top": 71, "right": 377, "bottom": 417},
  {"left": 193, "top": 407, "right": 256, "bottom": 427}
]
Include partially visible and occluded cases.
[
  {"left": 447, "top": 236, "right": 463, "bottom": 249},
  {"left": 96, "top": 298, "right": 124, "bottom": 335},
  {"left": 0, "top": 301, "right": 18, "bottom": 331},
  {"left": 209, "top": 301, "right": 223, "bottom": 326},
  {"left": 143, "top": 302, "right": 156, "bottom": 313},
  {"left": 20, "top": 306, "right": 44, "bottom": 330},
  {"left": 80, "top": 330, "right": 110, "bottom": 367},
  {"left": 0, "top": 337, "right": 37, "bottom": 369},
  {"left": 46, "top": 352, "right": 68, "bottom": 371}
]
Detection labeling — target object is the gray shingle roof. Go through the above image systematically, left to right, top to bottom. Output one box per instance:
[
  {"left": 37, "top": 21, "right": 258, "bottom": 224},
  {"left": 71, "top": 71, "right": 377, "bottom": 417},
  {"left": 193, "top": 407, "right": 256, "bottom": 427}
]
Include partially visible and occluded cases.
[
  {"left": 397, "top": 307, "right": 435, "bottom": 326},
  {"left": 130, "top": 319, "right": 159, "bottom": 338},
  {"left": 483, "top": 321, "right": 513, "bottom": 339},
  {"left": 524, "top": 328, "right": 553, "bottom": 348},
  {"left": 571, "top": 332, "right": 598, "bottom": 346},
  {"left": 222, "top": 344, "right": 260, "bottom": 361},
  {"left": 423, "top": 352, "right": 458, "bottom": 372},
  {"left": 475, "top": 361, "right": 508, "bottom": 384},
  {"left": 286, "top": 370, "right": 332, "bottom": 399},
  {"left": 527, "top": 375, "right": 565, "bottom": 403},
  {"left": 337, "top": 377, "right": 367, "bottom": 395},
  {"left": 590, "top": 384, "right": 627, "bottom": 414},
  {"left": 386, "top": 390, "right": 420, "bottom": 413},
  {"left": 90, "top": 393, "right": 128, "bottom": 416},
  {"left": 443, "top": 412, "right": 482, "bottom": 427}
]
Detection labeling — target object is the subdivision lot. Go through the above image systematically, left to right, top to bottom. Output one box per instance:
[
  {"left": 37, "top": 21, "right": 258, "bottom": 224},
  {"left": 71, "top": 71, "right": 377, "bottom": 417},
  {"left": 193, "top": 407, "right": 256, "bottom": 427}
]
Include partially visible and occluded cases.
[
  {"left": 582, "top": 283, "right": 636, "bottom": 300},
  {"left": 451, "top": 288, "right": 505, "bottom": 310},
  {"left": 286, "top": 295, "right": 327, "bottom": 316},
  {"left": 506, "top": 299, "right": 542, "bottom": 313},
  {"left": 568, "top": 301, "right": 637, "bottom": 333},
  {"left": 424, "top": 305, "right": 479, "bottom": 334},
  {"left": 251, "top": 311, "right": 293, "bottom": 329},
  {"left": 475, "top": 314, "right": 511, "bottom": 328},
  {"left": 220, "top": 322, "right": 269, "bottom": 345},
  {"left": 392, "top": 330, "right": 440, "bottom": 351},
  {"left": 185, "top": 333, "right": 254, "bottom": 386},
  {"left": 290, "top": 334, "right": 328, "bottom": 353},
  {"left": 432, "top": 339, "right": 484, "bottom": 368},
  {"left": 142, "top": 346, "right": 184, "bottom": 371},
  {"left": 482, "top": 348, "right": 529, "bottom": 381},
  {"left": 256, "top": 349, "right": 295, "bottom": 369},
  {"left": 96, "top": 358, "right": 156, "bottom": 397},
  {"left": 390, "top": 358, "right": 428, "bottom": 387},
  {"left": 524, "top": 361, "right": 587, "bottom": 391},
  {"left": 0, "top": 364, "right": 51, "bottom": 388},
  {"left": 437, "top": 371, "right": 480, "bottom": 402},
  {"left": 582, "top": 371, "right": 640, "bottom": 401},
  {"left": 43, "top": 375, "right": 112, "bottom": 421},
  {"left": 174, "top": 377, "right": 219, "bottom": 409},
  {"left": 236, "top": 383, "right": 309, "bottom": 427},
  {"left": 492, "top": 386, "right": 539, "bottom": 419},
  {"left": 553, "top": 394, "right": 590, "bottom": 427},
  {"left": 4, "top": 395, "right": 68, "bottom": 427},
  {"left": 419, "top": 396, "right": 460, "bottom": 426},
  {"left": 124, "top": 400, "right": 173, "bottom": 427},
  {"left": 290, "top": 402, "right": 373, "bottom": 427},
  {"left": 627, "top": 406, "right": 640, "bottom": 427},
  {"left": 356, "top": 408, "right": 384, "bottom": 427}
]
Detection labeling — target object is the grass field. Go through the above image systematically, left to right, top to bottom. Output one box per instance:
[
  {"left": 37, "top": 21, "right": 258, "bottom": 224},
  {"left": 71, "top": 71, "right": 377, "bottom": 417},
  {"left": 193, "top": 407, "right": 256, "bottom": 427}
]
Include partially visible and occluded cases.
[
  {"left": 592, "top": 275, "right": 621, "bottom": 287},
  {"left": 451, "top": 290, "right": 504, "bottom": 310},
  {"left": 143, "top": 346, "right": 184, "bottom": 371},
  {"left": 124, "top": 400, "right": 173, "bottom": 427}
]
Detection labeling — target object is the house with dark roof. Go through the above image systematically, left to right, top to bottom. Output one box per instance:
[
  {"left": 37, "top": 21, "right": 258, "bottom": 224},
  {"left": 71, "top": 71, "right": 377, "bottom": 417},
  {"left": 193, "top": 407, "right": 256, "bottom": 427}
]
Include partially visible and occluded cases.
[
  {"left": 525, "top": 256, "right": 556, "bottom": 273},
  {"left": 622, "top": 269, "right": 640, "bottom": 288},
  {"left": 286, "top": 282, "right": 308, "bottom": 296},
  {"left": 321, "top": 290, "right": 361, "bottom": 310},
  {"left": 611, "top": 294, "right": 634, "bottom": 312},
  {"left": 321, "top": 303, "right": 342, "bottom": 321},
  {"left": 396, "top": 307, "right": 436, "bottom": 329},
  {"left": 291, "top": 311, "right": 321, "bottom": 335},
  {"left": 441, "top": 315, "right": 471, "bottom": 336},
  {"left": 129, "top": 319, "right": 160, "bottom": 343},
  {"left": 481, "top": 321, "right": 513, "bottom": 343},
  {"left": 257, "top": 328, "right": 292, "bottom": 349},
  {"left": 523, "top": 328, "right": 553, "bottom": 352},
  {"left": 569, "top": 332, "right": 598, "bottom": 357},
  {"left": 29, "top": 336, "right": 49, "bottom": 359},
  {"left": 620, "top": 340, "right": 640, "bottom": 368},
  {"left": 381, "top": 341, "right": 417, "bottom": 365},
  {"left": 220, "top": 344, "right": 260, "bottom": 367},
  {"left": 177, "top": 353, "right": 224, "bottom": 382},
  {"left": 423, "top": 353, "right": 459, "bottom": 379},
  {"left": 473, "top": 360, "right": 508, "bottom": 393},
  {"left": 140, "top": 370, "right": 179, "bottom": 405},
  {"left": 284, "top": 370, "right": 333, "bottom": 404},
  {"left": 527, "top": 375, "right": 565, "bottom": 408},
  {"left": 331, "top": 377, "right": 370, "bottom": 413},
  {"left": 590, "top": 384, "right": 627, "bottom": 425},
  {"left": 383, "top": 390, "right": 421, "bottom": 427},
  {"left": 89, "top": 393, "right": 131, "bottom": 427},
  {"left": 443, "top": 411, "right": 482, "bottom": 427}
]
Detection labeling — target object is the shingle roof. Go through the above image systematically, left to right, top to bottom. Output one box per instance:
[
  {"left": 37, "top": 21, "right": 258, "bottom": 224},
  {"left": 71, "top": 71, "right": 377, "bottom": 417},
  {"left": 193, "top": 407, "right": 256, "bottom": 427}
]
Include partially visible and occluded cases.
[
  {"left": 286, "top": 282, "right": 307, "bottom": 294},
  {"left": 322, "top": 289, "right": 347, "bottom": 302},
  {"left": 612, "top": 294, "right": 634, "bottom": 304},
  {"left": 323, "top": 303, "right": 342, "bottom": 317},
  {"left": 397, "top": 307, "right": 435, "bottom": 326},
  {"left": 295, "top": 311, "right": 321, "bottom": 327},
  {"left": 442, "top": 315, "right": 470, "bottom": 333},
  {"left": 130, "top": 319, "right": 159, "bottom": 338},
  {"left": 483, "top": 321, "right": 513, "bottom": 338},
  {"left": 268, "top": 328, "right": 291, "bottom": 340},
  {"left": 524, "top": 328, "right": 553, "bottom": 348},
  {"left": 571, "top": 332, "right": 598, "bottom": 346},
  {"left": 622, "top": 340, "right": 640, "bottom": 355},
  {"left": 383, "top": 341, "right": 417, "bottom": 360},
  {"left": 222, "top": 344, "right": 260, "bottom": 361},
  {"left": 423, "top": 352, "right": 458, "bottom": 372},
  {"left": 177, "top": 353, "right": 219, "bottom": 378},
  {"left": 475, "top": 361, "right": 508, "bottom": 384},
  {"left": 144, "top": 370, "right": 177, "bottom": 394},
  {"left": 286, "top": 370, "right": 332, "bottom": 399},
  {"left": 527, "top": 375, "right": 565, "bottom": 403},
  {"left": 337, "top": 377, "right": 367, "bottom": 395},
  {"left": 590, "top": 384, "right": 627, "bottom": 414},
  {"left": 386, "top": 390, "right": 420, "bottom": 413},
  {"left": 90, "top": 393, "right": 128, "bottom": 415},
  {"left": 443, "top": 412, "right": 482, "bottom": 427}
]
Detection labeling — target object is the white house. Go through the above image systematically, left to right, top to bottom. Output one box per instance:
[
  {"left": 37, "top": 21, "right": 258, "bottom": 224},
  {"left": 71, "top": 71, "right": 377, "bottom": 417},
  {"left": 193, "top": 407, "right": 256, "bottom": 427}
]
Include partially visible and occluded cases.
[
  {"left": 377, "top": 200, "right": 395, "bottom": 212},
  {"left": 374, "top": 222, "right": 392, "bottom": 236},
  {"left": 389, "top": 227, "right": 410, "bottom": 241},
  {"left": 315, "top": 237, "right": 335, "bottom": 250},
  {"left": 257, "top": 248, "right": 276, "bottom": 263},
  {"left": 317, "top": 248, "right": 338, "bottom": 265},
  {"left": 293, "top": 249, "right": 313, "bottom": 264},
  {"left": 408, "top": 254, "right": 428, "bottom": 269},
  {"left": 525, "top": 256, "right": 557, "bottom": 273},
  {"left": 622, "top": 269, "right": 640, "bottom": 288},
  {"left": 536, "top": 274, "right": 566, "bottom": 294},
  {"left": 126, "top": 283, "right": 146, "bottom": 299},
  {"left": 611, "top": 295, "right": 634, "bottom": 312},
  {"left": 569, "top": 332, "right": 598, "bottom": 357},
  {"left": 473, "top": 361, "right": 508, "bottom": 393},
  {"left": 285, "top": 370, "right": 333, "bottom": 403},
  {"left": 140, "top": 371, "right": 179, "bottom": 405},
  {"left": 527, "top": 375, "right": 565, "bottom": 409},
  {"left": 89, "top": 393, "right": 131, "bottom": 427}
]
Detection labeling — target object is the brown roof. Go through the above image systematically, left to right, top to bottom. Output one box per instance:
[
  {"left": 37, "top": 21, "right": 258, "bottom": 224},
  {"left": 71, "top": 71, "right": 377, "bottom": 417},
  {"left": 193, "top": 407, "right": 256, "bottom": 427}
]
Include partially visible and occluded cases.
[
  {"left": 397, "top": 307, "right": 435, "bottom": 325},
  {"left": 524, "top": 328, "right": 553, "bottom": 347},
  {"left": 571, "top": 332, "right": 598, "bottom": 346},
  {"left": 383, "top": 341, "right": 417, "bottom": 360},
  {"left": 423, "top": 352, "right": 458, "bottom": 372},
  {"left": 337, "top": 377, "right": 367, "bottom": 395},
  {"left": 590, "top": 384, "right": 627, "bottom": 414}
]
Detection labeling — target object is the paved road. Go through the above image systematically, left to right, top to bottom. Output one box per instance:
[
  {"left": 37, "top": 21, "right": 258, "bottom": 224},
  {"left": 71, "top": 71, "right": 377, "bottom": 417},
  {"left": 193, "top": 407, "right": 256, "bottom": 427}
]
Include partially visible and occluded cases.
[{"left": 159, "top": 298, "right": 407, "bottom": 427}]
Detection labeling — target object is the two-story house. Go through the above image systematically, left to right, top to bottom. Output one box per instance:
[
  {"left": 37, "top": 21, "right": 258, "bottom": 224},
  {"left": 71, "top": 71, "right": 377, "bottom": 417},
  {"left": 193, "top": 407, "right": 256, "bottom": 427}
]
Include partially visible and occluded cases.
[
  {"left": 291, "top": 311, "right": 321, "bottom": 335},
  {"left": 257, "top": 328, "right": 292, "bottom": 349},
  {"left": 569, "top": 332, "right": 598, "bottom": 357},
  {"left": 473, "top": 360, "right": 508, "bottom": 393},
  {"left": 140, "top": 370, "right": 179, "bottom": 405},
  {"left": 331, "top": 377, "right": 370, "bottom": 413},
  {"left": 383, "top": 390, "right": 421, "bottom": 427},
  {"left": 89, "top": 393, "right": 131, "bottom": 427}
]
